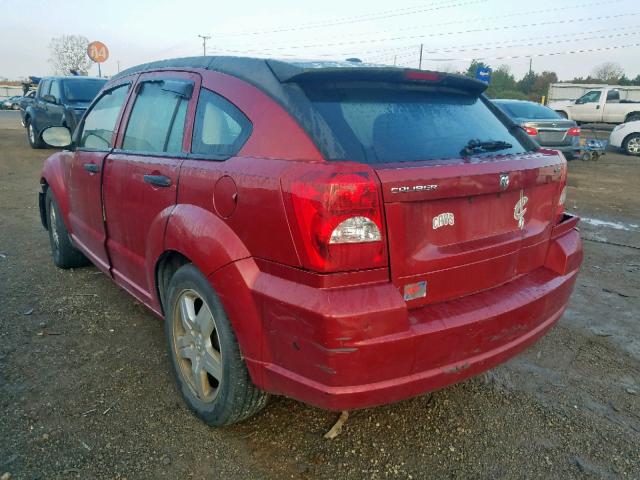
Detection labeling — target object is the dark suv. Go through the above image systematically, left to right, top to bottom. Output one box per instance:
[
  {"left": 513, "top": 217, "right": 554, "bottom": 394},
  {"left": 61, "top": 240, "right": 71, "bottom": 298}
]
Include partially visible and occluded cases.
[
  {"left": 38, "top": 57, "right": 582, "bottom": 426},
  {"left": 24, "top": 76, "right": 106, "bottom": 148}
]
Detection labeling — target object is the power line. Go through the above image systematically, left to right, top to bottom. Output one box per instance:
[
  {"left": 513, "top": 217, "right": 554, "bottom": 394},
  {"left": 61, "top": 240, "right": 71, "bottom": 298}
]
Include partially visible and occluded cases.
[
  {"left": 215, "top": 0, "right": 488, "bottom": 37},
  {"left": 217, "top": 0, "right": 624, "bottom": 46},
  {"left": 210, "top": 11, "right": 640, "bottom": 54},
  {"left": 368, "top": 27, "right": 640, "bottom": 62},
  {"left": 424, "top": 42, "right": 640, "bottom": 62}
]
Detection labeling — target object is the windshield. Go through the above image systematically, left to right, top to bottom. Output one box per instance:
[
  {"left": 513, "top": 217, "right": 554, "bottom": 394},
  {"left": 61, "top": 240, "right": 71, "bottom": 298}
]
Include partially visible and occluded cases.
[
  {"left": 62, "top": 79, "right": 106, "bottom": 102},
  {"left": 306, "top": 87, "right": 530, "bottom": 164},
  {"left": 495, "top": 101, "right": 562, "bottom": 120}
]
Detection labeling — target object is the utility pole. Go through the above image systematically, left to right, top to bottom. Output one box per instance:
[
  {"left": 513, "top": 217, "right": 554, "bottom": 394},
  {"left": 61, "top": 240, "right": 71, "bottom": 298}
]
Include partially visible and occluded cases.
[
  {"left": 198, "top": 35, "right": 211, "bottom": 56},
  {"left": 418, "top": 44, "right": 423, "bottom": 70},
  {"left": 393, "top": 55, "right": 397, "bottom": 66},
  {"left": 529, "top": 57, "right": 533, "bottom": 76},
  {"left": 117, "top": 60, "right": 121, "bottom": 73}
]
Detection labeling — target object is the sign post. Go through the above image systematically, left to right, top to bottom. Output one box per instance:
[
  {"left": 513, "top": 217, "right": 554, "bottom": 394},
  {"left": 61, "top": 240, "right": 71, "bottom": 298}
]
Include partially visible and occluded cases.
[
  {"left": 87, "top": 41, "right": 109, "bottom": 77},
  {"left": 475, "top": 66, "right": 492, "bottom": 84}
]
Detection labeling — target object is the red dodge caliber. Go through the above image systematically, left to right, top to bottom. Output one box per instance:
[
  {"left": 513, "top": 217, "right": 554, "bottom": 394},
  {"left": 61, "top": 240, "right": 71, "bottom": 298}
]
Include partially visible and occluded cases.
[{"left": 38, "top": 57, "right": 582, "bottom": 426}]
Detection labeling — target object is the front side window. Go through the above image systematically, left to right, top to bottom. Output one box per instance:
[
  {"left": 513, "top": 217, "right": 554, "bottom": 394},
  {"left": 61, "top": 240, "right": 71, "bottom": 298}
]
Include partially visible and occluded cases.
[
  {"left": 39, "top": 80, "right": 50, "bottom": 97},
  {"left": 122, "top": 81, "right": 191, "bottom": 153},
  {"left": 79, "top": 84, "right": 130, "bottom": 150},
  {"left": 191, "top": 89, "right": 252, "bottom": 157},
  {"left": 577, "top": 91, "right": 601, "bottom": 104}
]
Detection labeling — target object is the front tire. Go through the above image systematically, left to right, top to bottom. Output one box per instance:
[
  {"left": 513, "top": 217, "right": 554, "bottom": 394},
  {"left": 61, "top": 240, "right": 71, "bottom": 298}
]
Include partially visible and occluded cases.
[
  {"left": 26, "top": 119, "right": 44, "bottom": 149},
  {"left": 623, "top": 133, "right": 640, "bottom": 156},
  {"left": 45, "top": 189, "right": 90, "bottom": 269},
  {"left": 165, "top": 264, "right": 268, "bottom": 426}
]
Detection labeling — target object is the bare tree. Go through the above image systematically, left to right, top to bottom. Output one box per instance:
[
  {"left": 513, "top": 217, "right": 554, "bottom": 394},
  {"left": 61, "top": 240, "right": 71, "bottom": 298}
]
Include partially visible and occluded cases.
[
  {"left": 49, "top": 35, "right": 92, "bottom": 76},
  {"left": 592, "top": 62, "right": 624, "bottom": 83}
]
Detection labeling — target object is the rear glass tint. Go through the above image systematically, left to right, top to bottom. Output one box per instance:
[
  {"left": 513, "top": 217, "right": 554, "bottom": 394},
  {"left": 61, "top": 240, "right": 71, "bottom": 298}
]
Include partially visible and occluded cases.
[
  {"left": 62, "top": 79, "right": 107, "bottom": 102},
  {"left": 306, "top": 87, "right": 529, "bottom": 164},
  {"left": 496, "top": 101, "right": 562, "bottom": 120}
]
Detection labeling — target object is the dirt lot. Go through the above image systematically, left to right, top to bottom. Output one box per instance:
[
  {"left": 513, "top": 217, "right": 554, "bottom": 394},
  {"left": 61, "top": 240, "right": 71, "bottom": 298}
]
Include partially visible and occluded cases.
[{"left": 1, "top": 111, "right": 639, "bottom": 479}]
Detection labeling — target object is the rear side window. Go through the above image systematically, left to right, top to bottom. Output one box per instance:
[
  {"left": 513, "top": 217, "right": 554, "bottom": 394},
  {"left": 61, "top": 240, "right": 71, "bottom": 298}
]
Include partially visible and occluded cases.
[
  {"left": 49, "top": 81, "right": 61, "bottom": 102},
  {"left": 123, "top": 81, "right": 190, "bottom": 153},
  {"left": 79, "top": 84, "right": 130, "bottom": 150},
  {"left": 306, "top": 87, "right": 529, "bottom": 164},
  {"left": 191, "top": 89, "right": 251, "bottom": 158},
  {"left": 496, "top": 102, "right": 562, "bottom": 120}
]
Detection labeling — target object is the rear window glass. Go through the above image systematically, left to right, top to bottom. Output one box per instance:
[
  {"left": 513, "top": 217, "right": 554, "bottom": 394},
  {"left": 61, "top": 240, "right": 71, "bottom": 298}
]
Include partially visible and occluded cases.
[
  {"left": 62, "top": 79, "right": 106, "bottom": 102},
  {"left": 306, "top": 87, "right": 529, "bottom": 164},
  {"left": 496, "top": 101, "right": 562, "bottom": 120}
]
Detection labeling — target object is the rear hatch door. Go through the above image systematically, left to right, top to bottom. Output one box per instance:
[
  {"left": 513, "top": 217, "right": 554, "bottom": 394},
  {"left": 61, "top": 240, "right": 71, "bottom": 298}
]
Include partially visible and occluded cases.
[{"left": 375, "top": 152, "right": 563, "bottom": 307}]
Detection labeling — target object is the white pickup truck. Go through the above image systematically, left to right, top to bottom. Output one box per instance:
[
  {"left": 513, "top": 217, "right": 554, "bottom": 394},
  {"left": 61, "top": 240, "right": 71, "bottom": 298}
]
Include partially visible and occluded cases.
[{"left": 551, "top": 87, "right": 640, "bottom": 124}]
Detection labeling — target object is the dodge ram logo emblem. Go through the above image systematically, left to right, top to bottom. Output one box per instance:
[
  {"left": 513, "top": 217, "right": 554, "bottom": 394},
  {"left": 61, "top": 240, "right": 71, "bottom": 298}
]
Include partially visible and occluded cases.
[
  {"left": 499, "top": 173, "right": 509, "bottom": 190},
  {"left": 514, "top": 189, "right": 528, "bottom": 230}
]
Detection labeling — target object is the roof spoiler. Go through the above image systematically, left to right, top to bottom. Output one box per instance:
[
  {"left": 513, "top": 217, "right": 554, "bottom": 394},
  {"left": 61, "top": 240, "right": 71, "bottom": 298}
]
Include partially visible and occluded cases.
[{"left": 266, "top": 59, "right": 488, "bottom": 95}]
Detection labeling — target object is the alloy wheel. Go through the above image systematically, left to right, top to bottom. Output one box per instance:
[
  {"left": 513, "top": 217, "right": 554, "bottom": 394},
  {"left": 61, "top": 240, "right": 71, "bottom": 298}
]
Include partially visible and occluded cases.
[
  {"left": 627, "top": 137, "right": 640, "bottom": 155},
  {"left": 172, "top": 289, "right": 223, "bottom": 403}
]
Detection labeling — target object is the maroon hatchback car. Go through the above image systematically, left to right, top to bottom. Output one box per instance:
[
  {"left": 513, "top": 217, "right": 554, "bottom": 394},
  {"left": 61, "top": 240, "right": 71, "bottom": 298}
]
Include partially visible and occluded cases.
[{"left": 38, "top": 57, "right": 582, "bottom": 426}]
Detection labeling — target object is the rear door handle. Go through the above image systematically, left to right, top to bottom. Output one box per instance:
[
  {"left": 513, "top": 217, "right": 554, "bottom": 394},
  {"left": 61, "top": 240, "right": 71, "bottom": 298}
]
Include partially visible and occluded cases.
[
  {"left": 83, "top": 163, "right": 99, "bottom": 173},
  {"left": 143, "top": 174, "right": 172, "bottom": 187}
]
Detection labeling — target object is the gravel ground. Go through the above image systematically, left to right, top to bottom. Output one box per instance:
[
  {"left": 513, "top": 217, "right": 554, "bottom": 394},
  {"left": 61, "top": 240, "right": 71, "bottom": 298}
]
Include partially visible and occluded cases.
[{"left": 0, "top": 122, "right": 639, "bottom": 479}]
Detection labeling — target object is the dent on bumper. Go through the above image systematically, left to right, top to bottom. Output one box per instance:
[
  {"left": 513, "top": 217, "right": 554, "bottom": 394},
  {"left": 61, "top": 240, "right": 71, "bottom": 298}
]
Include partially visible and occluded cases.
[{"left": 214, "top": 222, "right": 582, "bottom": 411}]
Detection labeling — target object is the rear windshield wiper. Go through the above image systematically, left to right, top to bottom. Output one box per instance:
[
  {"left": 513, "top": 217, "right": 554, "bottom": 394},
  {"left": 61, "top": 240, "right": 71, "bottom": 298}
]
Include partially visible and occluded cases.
[{"left": 460, "top": 139, "right": 513, "bottom": 157}]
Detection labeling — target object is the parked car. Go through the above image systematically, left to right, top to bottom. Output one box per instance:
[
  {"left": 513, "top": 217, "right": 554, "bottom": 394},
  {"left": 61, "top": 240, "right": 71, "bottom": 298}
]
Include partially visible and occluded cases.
[
  {"left": 38, "top": 57, "right": 582, "bottom": 426},
  {"left": 23, "top": 76, "right": 106, "bottom": 148},
  {"left": 550, "top": 86, "right": 640, "bottom": 124},
  {"left": 1, "top": 95, "right": 23, "bottom": 110},
  {"left": 493, "top": 99, "right": 580, "bottom": 159},
  {"left": 609, "top": 121, "right": 640, "bottom": 156}
]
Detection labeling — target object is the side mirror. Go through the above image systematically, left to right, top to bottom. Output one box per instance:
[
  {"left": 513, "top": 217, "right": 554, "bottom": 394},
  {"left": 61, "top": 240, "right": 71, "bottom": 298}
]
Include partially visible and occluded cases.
[
  {"left": 43, "top": 94, "right": 57, "bottom": 104},
  {"left": 42, "top": 126, "right": 73, "bottom": 148}
]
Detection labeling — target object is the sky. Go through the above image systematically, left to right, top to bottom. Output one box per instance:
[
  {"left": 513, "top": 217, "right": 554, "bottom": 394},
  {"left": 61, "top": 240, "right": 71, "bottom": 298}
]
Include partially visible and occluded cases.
[{"left": 0, "top": 0, "right": 639, "bottom": 81}]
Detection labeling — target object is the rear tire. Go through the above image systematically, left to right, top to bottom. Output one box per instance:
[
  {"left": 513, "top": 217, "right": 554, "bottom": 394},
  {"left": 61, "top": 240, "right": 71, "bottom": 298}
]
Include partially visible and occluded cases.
[
  {"left": 557, "top": 111, "right": 568, "bottom": 119},
  {"left": 625, "top": 114, "right": 640, "bottom": 123},
  {"left": 26, "top": 119, "right": 44, "bottom": 149},
  {"left": 623, "top": 133, "right": 640, "bottom": 156},
  {"left": 45, "top": 189, "right": 90, "bottom": 269},
  {"left": 165, "top": 264, "right": 269, "bottom": 426}
]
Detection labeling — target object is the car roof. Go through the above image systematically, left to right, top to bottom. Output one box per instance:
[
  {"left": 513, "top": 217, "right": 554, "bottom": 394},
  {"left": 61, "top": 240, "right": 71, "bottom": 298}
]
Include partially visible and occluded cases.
[
  {"left": 112, "top": 55, "right": 487, "bottom": 97},
  {"left": 40, "top": 76, "right": 106, "bottom": 81},
  {"left": 493, "top": 99, "right": 543, "bottom": 105}
]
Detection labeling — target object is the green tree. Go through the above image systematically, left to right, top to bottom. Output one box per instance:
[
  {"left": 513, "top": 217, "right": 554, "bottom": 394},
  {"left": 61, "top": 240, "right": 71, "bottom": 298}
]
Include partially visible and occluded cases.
[{"left": 485, "top": 65, "right": 525, "bottom": 99}]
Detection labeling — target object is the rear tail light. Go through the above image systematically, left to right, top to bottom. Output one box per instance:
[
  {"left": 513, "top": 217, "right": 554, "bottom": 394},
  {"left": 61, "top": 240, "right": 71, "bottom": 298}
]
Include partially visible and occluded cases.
[
  {"left": 405, "top": 70, "right": 441, "bottom": 82},
  {"left": 523, "top": 126, "right": 538, "bottom": 136},
  {"left": 567, "top": 127, "right": 581, "bottom": 137},
  {"left": 282, "top": 168, "right": 386, "bottom": 272}
]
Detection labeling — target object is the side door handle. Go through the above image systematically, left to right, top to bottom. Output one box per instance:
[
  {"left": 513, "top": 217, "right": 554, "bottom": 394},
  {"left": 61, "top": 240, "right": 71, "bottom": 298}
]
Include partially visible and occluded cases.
[
  {"left": 83, "top": 163, "right": 99, "bottom": 173},
  {"left": 143, "top": 174, "right": 172, "bottom": 187}
]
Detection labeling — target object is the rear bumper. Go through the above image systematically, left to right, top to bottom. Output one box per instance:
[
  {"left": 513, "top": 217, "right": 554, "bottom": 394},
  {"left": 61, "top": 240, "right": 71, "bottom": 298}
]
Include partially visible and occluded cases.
[{"left": 211, "top": 217, "right": 583, "bottom": 411}]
